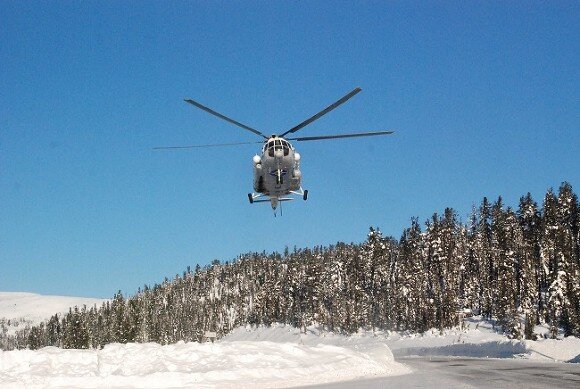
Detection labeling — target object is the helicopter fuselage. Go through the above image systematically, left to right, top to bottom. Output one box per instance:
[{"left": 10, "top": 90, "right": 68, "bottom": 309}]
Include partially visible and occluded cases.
[{"left": 252, "top": 136, "right": 302, "bottom": 209}]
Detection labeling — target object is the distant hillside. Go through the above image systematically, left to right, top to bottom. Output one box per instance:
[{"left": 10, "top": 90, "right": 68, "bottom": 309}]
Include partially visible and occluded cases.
[
  {"left": 0, "top": 292, "right": 106, "bottom": 324},
  {"left": 0, "top": 292, "right": 106, "bottom": 347}
]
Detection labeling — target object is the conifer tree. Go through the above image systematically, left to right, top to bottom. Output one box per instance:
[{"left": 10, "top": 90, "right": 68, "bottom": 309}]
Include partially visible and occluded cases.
[
  {"left": 555, "top": 182, "right": 580, "bottom": 336},
  {"left": 542, "top": 188, "right": 561, "bottom": 337},
  {"left": 517, "top": 193, "right": 541, "bottom": 338},
  {"left": 477, "top": 197, "right": 495, "bottom": 319}
]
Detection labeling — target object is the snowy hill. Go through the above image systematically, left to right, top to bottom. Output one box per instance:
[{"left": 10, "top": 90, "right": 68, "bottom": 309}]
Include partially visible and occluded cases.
[
  {"left": 0, "top": 292, "right": 106, "bottom": 335},
  {"left": 0, "top": 292, "right": 106, "bottom": 322}
]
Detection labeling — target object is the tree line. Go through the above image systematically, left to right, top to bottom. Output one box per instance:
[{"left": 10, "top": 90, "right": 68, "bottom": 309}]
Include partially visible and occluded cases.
[{"left": 2, "top": 183, "right": 578, "bottom": 350}]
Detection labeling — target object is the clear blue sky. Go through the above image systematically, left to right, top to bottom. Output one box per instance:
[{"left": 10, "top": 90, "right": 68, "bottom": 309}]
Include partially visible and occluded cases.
[{"left": 1, "top": 2, "right": 578, "bottom": 298}]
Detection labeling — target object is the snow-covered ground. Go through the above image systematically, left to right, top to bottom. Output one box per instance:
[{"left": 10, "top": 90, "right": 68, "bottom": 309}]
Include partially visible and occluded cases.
[
  {"left": 1, "top": 292, "right": 579, "bottom": 388},
  {"left": 384, "top": 317, "right": 580, "bottom": 363}
]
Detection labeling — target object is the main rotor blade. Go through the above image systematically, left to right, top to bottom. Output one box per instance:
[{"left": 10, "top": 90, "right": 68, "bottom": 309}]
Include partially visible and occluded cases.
[
  {"left": 279, "top": 87, "right": 362, "bottom": 138},
  {"left": 184, "top": 98, "right": 268, "bottom": 139},
  {"left": 287, "top": 130, "right": 394, "bottom": 142},
  {"left": 153, "top": 140, "right": 264, "bottom": 150}
]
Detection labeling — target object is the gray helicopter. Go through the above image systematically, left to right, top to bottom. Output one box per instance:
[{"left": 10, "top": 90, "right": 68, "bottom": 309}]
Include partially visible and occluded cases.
[{"left": 155, "top": 87, "right": 393, "bottom": 213}]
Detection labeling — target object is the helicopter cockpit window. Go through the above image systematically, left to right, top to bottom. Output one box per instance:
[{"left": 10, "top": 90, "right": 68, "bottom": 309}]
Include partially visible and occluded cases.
[
  {"left": 265, "top": 139, "right": 290, "bottom": 157},
  {"left": 267, "top": 140, "right": 275, "bottom": 157}
]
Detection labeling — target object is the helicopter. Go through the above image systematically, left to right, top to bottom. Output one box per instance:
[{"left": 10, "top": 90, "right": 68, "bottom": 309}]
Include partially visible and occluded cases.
[{"left": 154, "top": 87, "right": 394, "bottom": 213}]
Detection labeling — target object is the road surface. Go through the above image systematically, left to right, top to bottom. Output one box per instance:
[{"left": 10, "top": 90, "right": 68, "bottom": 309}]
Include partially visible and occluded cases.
[{"left": 304, "top": 356, "right": 580, "bottom": 388}]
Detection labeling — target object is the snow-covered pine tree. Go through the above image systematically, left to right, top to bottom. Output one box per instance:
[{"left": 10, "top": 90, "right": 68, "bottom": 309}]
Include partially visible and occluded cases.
[
  {"left": 555, "top": 182, "right": 580, "bottom": 336},
  {"left": 542, "top": 188, "right": 562, "bottom": 338},
  {"left": 517, "top": 193, "right": 542, "bottom": 338},
  {"left": 477, "top": 197, "right": 495, "bottom": 319},
  {"left": 463, "top": 207, "right": 483, "bottom": 316},
  {"left": 496, "top": 207, "right": 524, "bottom": 338},
  {"left": 439, "top": 208, "right": 461, "bottom": 329},
  {"left": 425, "top": 213, "right": 449, "bottom": 331},
  {"left": 399, "top": 217, "right": 430, "bottom": 331},
  {"left": 360, "top": 227, "right": 392, "bottom": 329}
]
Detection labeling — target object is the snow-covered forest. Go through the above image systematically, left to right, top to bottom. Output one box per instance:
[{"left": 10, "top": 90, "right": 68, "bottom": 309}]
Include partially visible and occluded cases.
[{"left": 2, "top": 183, "right": 579, "bottom": 350}]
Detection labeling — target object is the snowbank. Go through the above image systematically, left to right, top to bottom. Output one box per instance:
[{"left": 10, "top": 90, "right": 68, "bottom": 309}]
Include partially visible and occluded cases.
[
  {"left": 385, "top": 316, "right": 580, "bottom": 363},
  {"left": 0, "top": 324, "right": 410, "bottom": 388}
]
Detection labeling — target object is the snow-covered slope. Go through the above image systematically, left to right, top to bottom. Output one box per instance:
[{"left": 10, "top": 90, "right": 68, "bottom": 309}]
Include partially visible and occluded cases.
[
  {"left": 0, "top": 292, "right": 106, "bottom": 323},
  {"left": 0, "top": 292, "right": 106, "bottom": 336}
]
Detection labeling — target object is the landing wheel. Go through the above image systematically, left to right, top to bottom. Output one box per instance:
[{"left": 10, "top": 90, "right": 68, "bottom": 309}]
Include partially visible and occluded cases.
[
  {"left": 303, "top": 190, "right": 308, "bottom": 201},
  {"left": 248, "top": 193, "right": 254, "bottom": 204}
]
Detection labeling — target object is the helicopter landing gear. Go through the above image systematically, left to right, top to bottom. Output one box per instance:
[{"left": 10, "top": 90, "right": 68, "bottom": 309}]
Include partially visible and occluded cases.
[
  {"left": 289, "top": 187, "right": 308, "bottom": 201},
  {"left": 248, "top": 193, "right": 266, "bottom": 204}
]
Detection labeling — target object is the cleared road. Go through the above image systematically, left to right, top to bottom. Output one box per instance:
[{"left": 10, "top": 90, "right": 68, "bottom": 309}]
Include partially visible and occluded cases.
[{"left": 304, "top": 357, "right": 580, "bottom": 388}]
